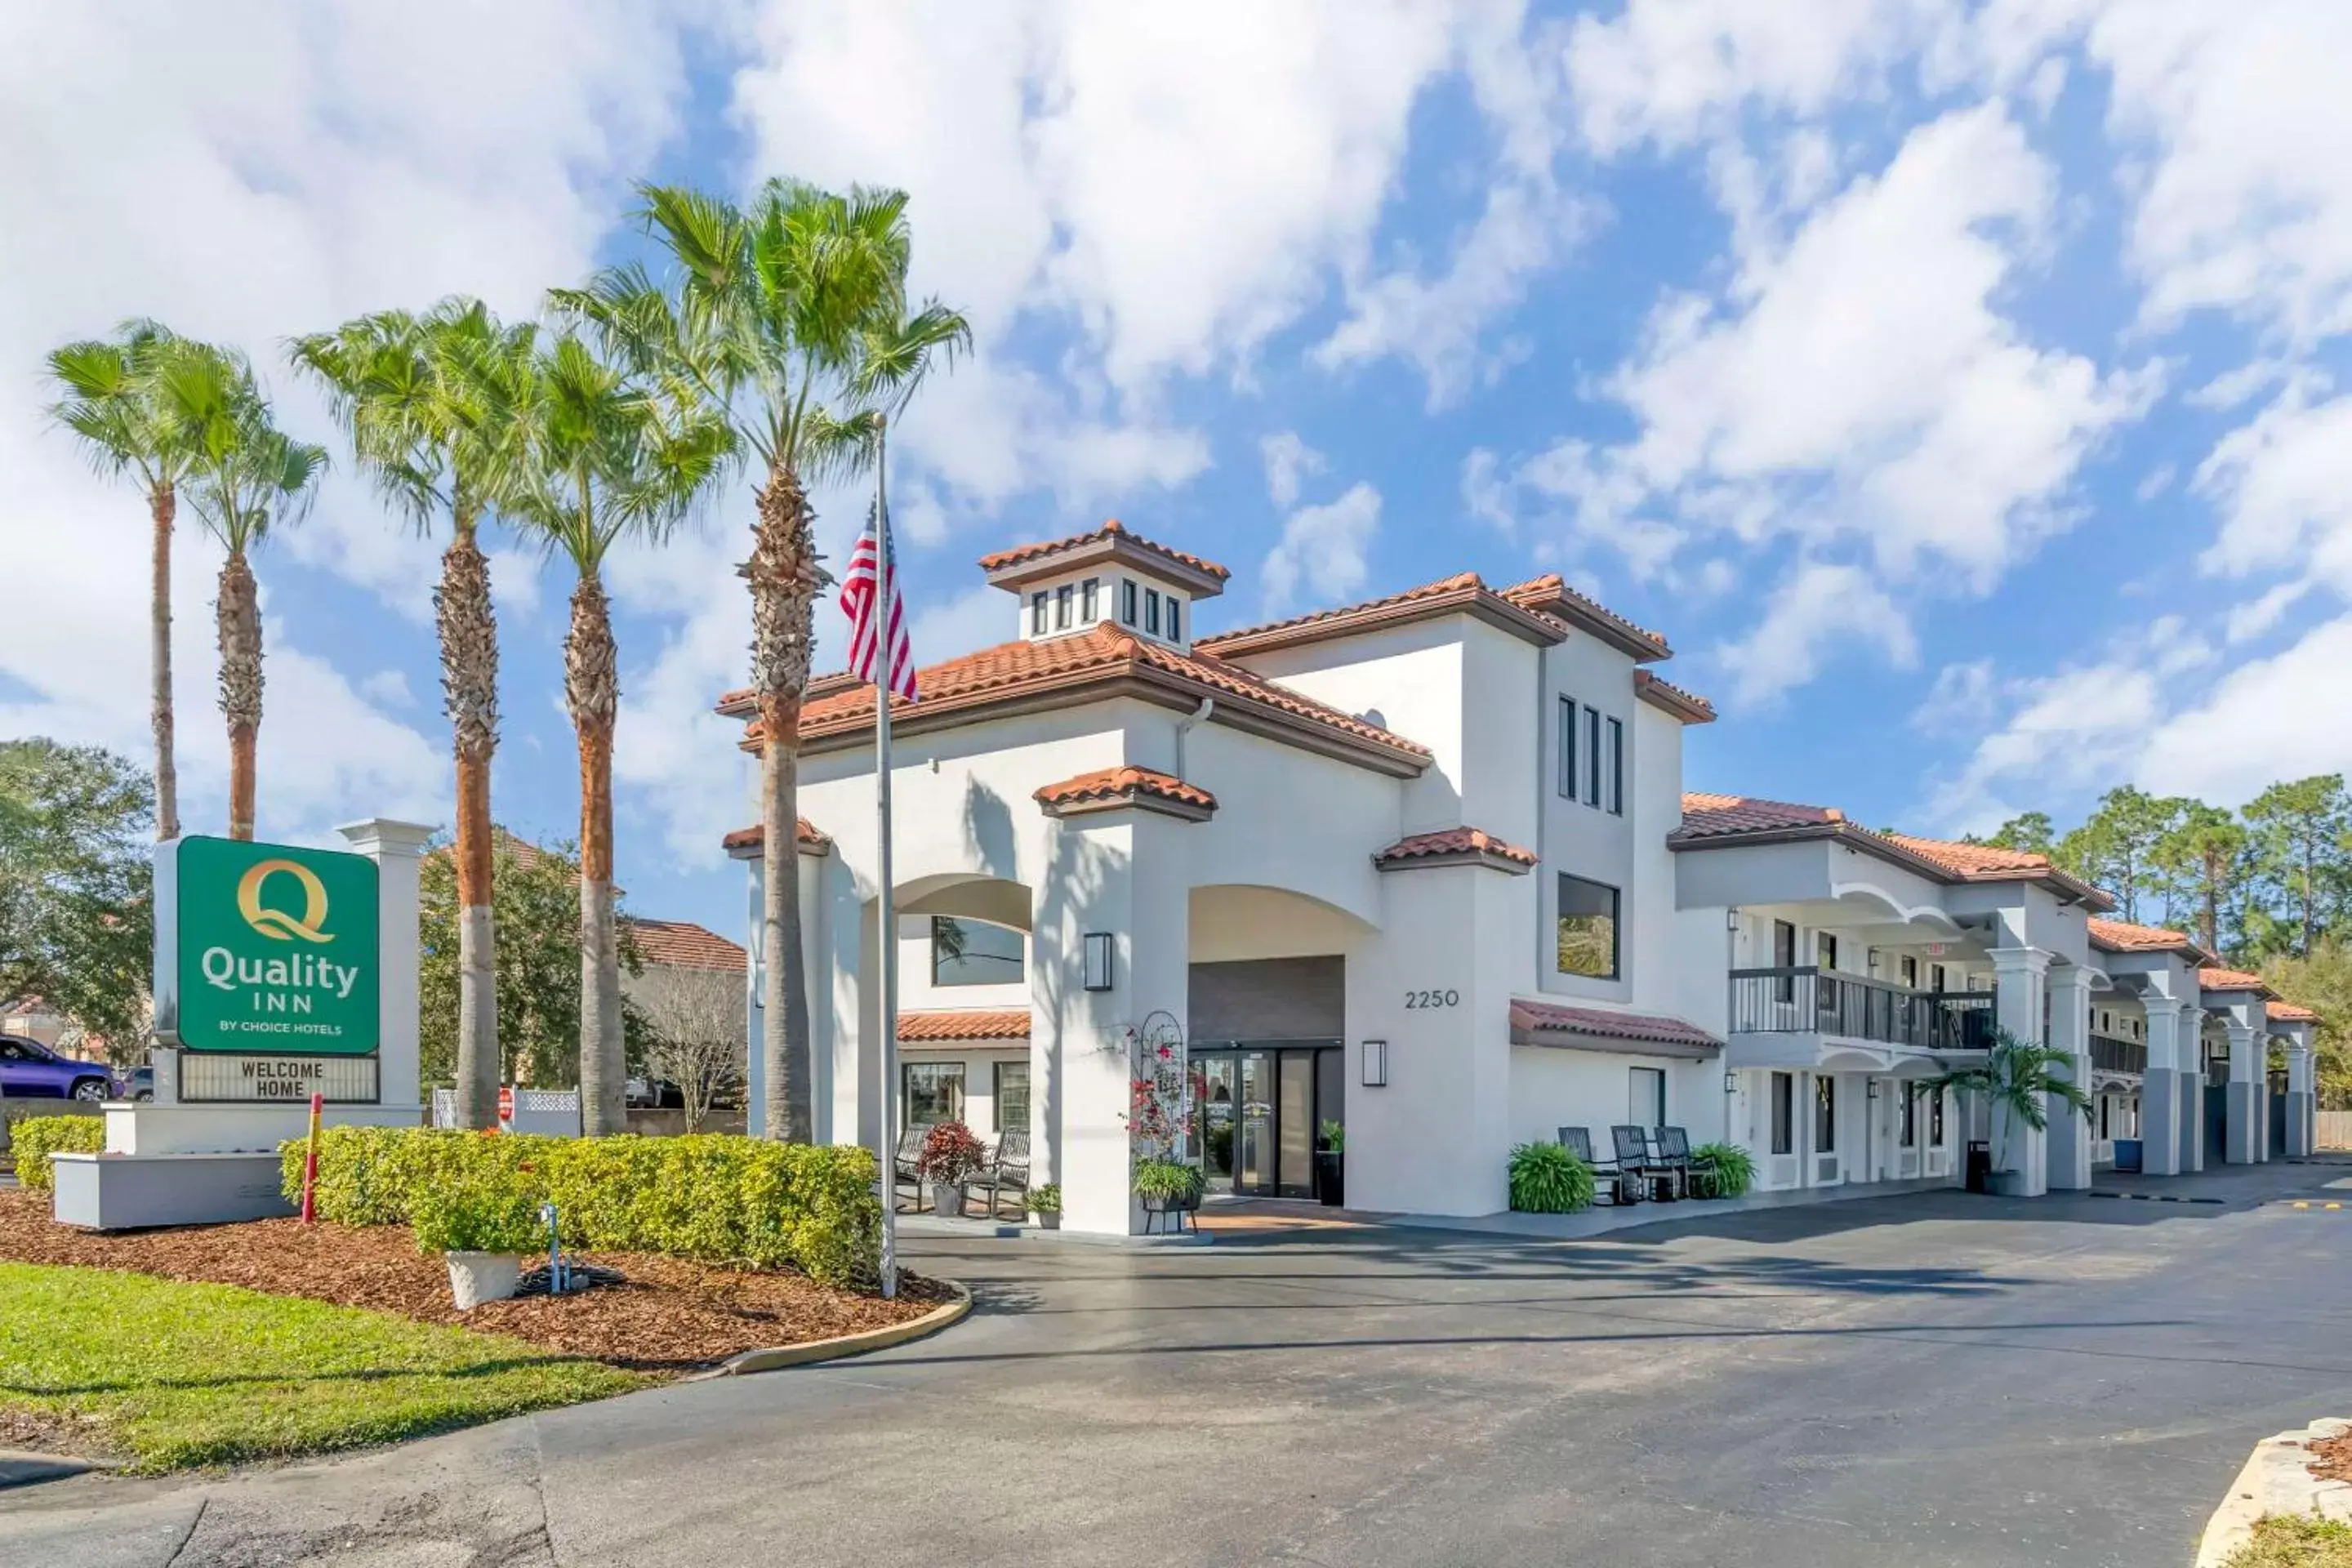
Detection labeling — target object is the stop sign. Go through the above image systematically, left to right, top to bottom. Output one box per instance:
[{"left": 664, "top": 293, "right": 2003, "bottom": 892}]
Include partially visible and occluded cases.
[{"left": 497, "top": 1085, "right": 514, "bottom": 1125}]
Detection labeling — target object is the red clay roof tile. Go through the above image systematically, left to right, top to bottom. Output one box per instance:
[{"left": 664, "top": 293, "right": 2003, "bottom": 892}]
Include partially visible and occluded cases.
[
  {"left": 975, "top": 519, "right": 1229, "bottom": 584},
  {"left": 1194, "top": 572, "right": 1563, "bottom": 658},
  {"left": 1499, "top": 573, "right": 1673, "bottom": 660},
  {"left": 1033, "top": 766, "right": 1217, "bottom": 814},
  {"left": 1677, "top": 791, "right": 1846, "bottom": 836},
  {"left": 720, "top": 819, "right": 832, "bottom": 853},
  {"left": 1372, "top": 826, "right": 1538, "bottom": 870},
  {"left": 628, "top": 918, "right": 746, "bottom": 973},
  {"left": 2198, "top": 967, "right": 2272, "bottom": 995},
  {"left": 1508, "top": 998, "right": 1722, "bottom": 1052},
  {"left": 2268, "top": 999, "right": 2318, "bottom": 1022},
  {"left": 898, "top": 1008, "right": 1031, "bottom": 1044}
]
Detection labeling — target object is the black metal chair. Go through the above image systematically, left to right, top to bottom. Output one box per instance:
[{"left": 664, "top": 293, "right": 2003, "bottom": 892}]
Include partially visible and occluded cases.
[
  {"left": 892, "top": 1125, "right": 929, "bottom": 1212},
  {"left": 1561, "top": 1125, "right": 1635, "bottom": 1205},
  {"left": 1610, "top": 1125, "right": 1672, "bottom": 1202},
  {"left": 1653, "top": 1125, "right": 1699, "bottom": 1199},
  {"left": 967, "top": 1131, "right": 1031, "bottom": 1219}
]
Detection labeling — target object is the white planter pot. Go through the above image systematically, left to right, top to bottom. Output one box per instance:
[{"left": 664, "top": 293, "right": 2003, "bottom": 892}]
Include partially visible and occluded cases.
[
  {"left": 1987, "top": 1169, "right": 2032, "bottom": 1197},
  {"left": 932, "top": 1183, "right": 965, "bottom": 1218},
  {"left": 1031, "top": 1211, "right": 1061, "bottom": 1231},
  {"left": 445, "top": 1251, "right": 524, "bottom": 1311}
]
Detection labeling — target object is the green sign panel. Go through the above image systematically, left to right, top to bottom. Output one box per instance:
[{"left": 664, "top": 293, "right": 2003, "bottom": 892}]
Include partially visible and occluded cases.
[{"left": 156, "top": 836, "right": 380, "bottom": 1056}]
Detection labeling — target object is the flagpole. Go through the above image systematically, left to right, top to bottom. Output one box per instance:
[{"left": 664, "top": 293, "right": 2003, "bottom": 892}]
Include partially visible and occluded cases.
[{"left": 873, "top": 419, "right": 899, "bottom": 1301}]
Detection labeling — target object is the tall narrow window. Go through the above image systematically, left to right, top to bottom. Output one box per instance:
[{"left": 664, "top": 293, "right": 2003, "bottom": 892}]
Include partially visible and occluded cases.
[
  {"left": 1081, "top": 577, "right": 1099, "bottom": 621},
  {"left": 1121, "top": 579, "right": 1138, "bottom": 625},
  {"left": 1054, "top": 583, "right": 1073, "bottom": 630},
  {"left": 1145, "top": 587, "right": 1161, "bottom": 635},
  {"left": 1030, "top": 592, "right": 1048, "bottom": 635},
  {"left": 1165, "top": 598, "right": 1181, "bottom": 642},
  {"left": 1558, "top": 696, "right": 1577, "bottom": 798},
  {"left": 1585, "top": 706, "right": 1602, "bottom": 806},
  {"left": 1606, "top": 716, "right": 1624, "bottom": 815},
  {"left": 1555, "top": 874, "right": 1620, "bottom": 980},
  {"left": 1773, "top": 919, "right": 1797, "bottom": 1004},
  {"left": 1815, "top": 932, "right": 1839, "bottom": 972},
  {"left": 1900, "top": 956, "right": 1918, "bottom": 989},
  {"left": 1930, "top": 963, "right": 1948, "bottom": 993},
  {"left": 994, "top": 1060, "right": 1031, "bottom": 1134},
  {"left": 1630, "top": 1067, "right": 1665, "bottom": 1128},
  {"left": 1770, "top": 1071, "right": 1794, "bottom": 1155},
  {"left": 1814, "top": 1076, "right": 1837, "bottom": 1153},
  {"left": 1900, "top": 1085, "right": 1918, "bottom": 1147},
  {"left": 1929, "top": 1086, "right": 1946, "bottom": 1145}
]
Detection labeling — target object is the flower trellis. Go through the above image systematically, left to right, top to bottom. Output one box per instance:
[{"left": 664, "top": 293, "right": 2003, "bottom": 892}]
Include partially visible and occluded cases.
[{"left": 1122, "top": 1009, "right": 1190, "bottom": 1162}]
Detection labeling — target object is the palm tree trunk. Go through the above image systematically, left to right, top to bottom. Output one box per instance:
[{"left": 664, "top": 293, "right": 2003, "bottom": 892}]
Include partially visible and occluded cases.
[
  {"left": 748, "top": 461, "right": 821, "bottom": 1143},
  {"left": 150, "top": 483, "right": 179, "bottom": 841},
  {"left": 439, "top": 527, "right": 501, "bottom": 1130},
  {"left": 217, "top": 547, "right": 261, "bottom": 841},
  {"left": 567, "top": 572, "right": 626, "bottom": 1137}
]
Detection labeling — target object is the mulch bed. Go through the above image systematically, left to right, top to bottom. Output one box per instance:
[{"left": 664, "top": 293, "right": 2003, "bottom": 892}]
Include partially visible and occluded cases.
[{"left": 0, "top": 1190, "right": 949, "bottom": 1374}]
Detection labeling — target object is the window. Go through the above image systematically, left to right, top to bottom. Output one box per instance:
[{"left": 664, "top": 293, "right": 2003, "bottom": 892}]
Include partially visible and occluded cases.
[
  {"left": 1081, "top": 578, "right": 1099, "bottom": 621},
  {"left": 1121, "top": 579, "right": 1138, "bottom": 625},
  {"left": 1054, "top": 583, "right": 1072, "bottom": 630},
  {"left": 1145, "top": 587, "right": 1161, "bottom": 635},
  {"left": 1030, "top": 592, "right": 1048, "bottom": 635},
  {"left": 1165, "top": 598, "right": 1181, "bottom": 642},
  {"left": 1557, "top": 696, "right": 1577, "bottom": 798},
  {"left": 1585, "top": 706, "right": 1603, "bottom": 806},
  {"left": 1606, "top": 717, "right": 1624, "bottom": 815},
  {"left": 1556, "top": 874, "right": 1620, "bottom": 980},
  {"left": 931, "top": 916, "right": 1025, "bottom": 987},
  {"left": 1773, "top": 920, "right": 1797, "bottom": 1004},
  {"left": 1815, "top": 932, "right": 1838, "bottom": 973},
  {"left": 1900, "top": 956, "right": 1918, "bottom": 989},
  {"left": 1930, "top": 963, "right": 1949, "bottom": 993},
  {"left": 994, "top": 1061, "right": 1030, "bottom": 1134},
  {"left": 902, "top": 1062, "right": 964, "bottom": 1127},
  {"left": 1630, "top": 1067, "right": 1665, "bottom": 1129},
  {"left": 1770, "top": 1071, "right": 1795, "bottom": 1155},
  {"left": 1814, "top": 1076, "right": 1837, "bottom": 1153},
  {"left": 1900, "top": 1085, "right": 1918, "bottom": 1147},
  {"left": 1929, "top": 1085, "right": 1946, "bottom": 1146},
  {"left": 2098, "top": 1094, "right": 2109, "bottom": 1140}
]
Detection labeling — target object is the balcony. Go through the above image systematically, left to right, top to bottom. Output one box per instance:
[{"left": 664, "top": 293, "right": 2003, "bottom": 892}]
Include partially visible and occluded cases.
[
  {"left": 1728, "top": 967, "right": 1997, "bottom": 1054},
  {"left": 2090, "top": 1033, "right": 2147, "bottom": 1076}
]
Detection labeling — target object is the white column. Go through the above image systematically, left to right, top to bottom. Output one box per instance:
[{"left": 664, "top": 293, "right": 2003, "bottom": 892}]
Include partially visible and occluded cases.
[
  {"left": 336, "top": 819, "right": 433, "bottom": 1112},
  {"left": 740, "top": 850, "right": 766, "bottom": 1137},
  {"left": 1989, "top": 947, "right": 2051, "bottom": 1196},
  {"left": 2046, "top": 966, "right": 2094, "bottom": 1192},
  {"left": 2140, "top": 995, "right": 2187, "bottom": 1177},
  {"left": 2225, "top": 1018, "right": 2261, "bottom": 1165},
  {"left": 2287, "top": 1036, "right": 2317, "bottom": 1158}
]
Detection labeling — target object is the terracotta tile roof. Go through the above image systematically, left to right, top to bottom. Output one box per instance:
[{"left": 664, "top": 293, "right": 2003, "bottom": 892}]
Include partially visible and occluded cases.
[
  {"left": 976, "top": 519, "right": 1229, "bottom": 590},
  {"left": 1193, "top": 572, "right": 1566, "bottom": 659},
  {"left": 1499, "top": 573, "right": 1673, "bottom": 662},
  {"left": 734, "top": 624, "right": 1429, "bottom": 777},
  {"left": 1633, "top": 669, "right": 1716, "bottom": 724},
  {"left": 1033, "top": 766, "right": 1217, "bottom": 820},
  {"left": 1677, "top": 791, "right": 1845, "bottom": 838},
  {"left": 719, "top": 819, "right": 832, "bottom": 853},
  {"left": 1372, "top": 826, "right": 1538, "bottom": 872},
  {"left": 1882, "top": 835, "right": 2051, "bottom": 876},
  {"left": 628, "top": 918, "right": 746, "bottom": 973},
  {"left": 2087, "top": 919, "right": 2218, "bottom": 966},
  {"left": 2198, "top": 967, "right": 2273, "bottom": 996},
  {"left": 1508, "top": 997, "right": 1722, "bottom": 1055},
  {"left": 2268, "top": 999, "right": 2318, "bottom": 1022},
  {"left": 898, "top": 1008, "right": 1031, "bottom": 1044}
]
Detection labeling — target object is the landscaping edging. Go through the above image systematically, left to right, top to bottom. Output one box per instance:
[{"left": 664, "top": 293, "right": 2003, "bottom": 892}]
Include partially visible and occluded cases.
[
  {"left": 695, "top": 1281, "right": 972, "bottom": 1379},
  {"left": 2197, "top": 1417, "right": 2352, "bottom": 1567}
]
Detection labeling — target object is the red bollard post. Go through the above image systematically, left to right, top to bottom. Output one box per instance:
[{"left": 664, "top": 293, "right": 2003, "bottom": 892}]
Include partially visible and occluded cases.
[{"left": 300, "top": 1091, "right": 324, "bottom": 1223}]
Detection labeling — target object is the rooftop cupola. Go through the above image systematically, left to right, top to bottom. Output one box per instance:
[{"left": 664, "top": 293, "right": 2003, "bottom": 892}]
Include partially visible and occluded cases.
[{"left": 977, "top": 519, "right": 1228, "bottom": 652}]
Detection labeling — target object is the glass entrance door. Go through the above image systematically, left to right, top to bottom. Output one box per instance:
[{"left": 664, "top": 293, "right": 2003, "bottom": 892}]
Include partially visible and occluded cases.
[
  {"left": 1192, "top": 1045, "right": 1338, "bottom": 1198},
  {"left": 1238, "top": 1052, "right": 1275, "bottom": 1193},
  {"left": 1199, "top": 1056, "right": 1240, "bottom": 1193}
]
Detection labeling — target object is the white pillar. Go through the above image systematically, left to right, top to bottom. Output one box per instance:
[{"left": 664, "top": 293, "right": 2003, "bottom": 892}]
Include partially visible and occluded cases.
[
  {"left": 336, "top": 819, "right": 432, "bottom": 1113},
  {"left": 740, "top": 850, "right": 766, "bottom": 1137},
  {"left": 1989, "top": 947, "right": 2051, "bottom": 1196},
  {"left": 2046, "top": 967, "right": 2094, "bottom": 1192},
  {"left": 2140, "top": 995, "right": 2188, "bottom": 1177},
  {"left": 2225, "top": 1019, "right": 2261, "bottom": 1165},
  {"left": 2287, "top": 1036, "right": 2317, "bottom": 1158}
]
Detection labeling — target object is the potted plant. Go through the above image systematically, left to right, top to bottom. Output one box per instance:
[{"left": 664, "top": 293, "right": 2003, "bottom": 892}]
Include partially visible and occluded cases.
[
  {"left": 1919, "top": 1026, "right": 2092, "bottom": 1196},
  {"left": 1314, "top": 1119, "right": 1346, "bottom": 1207},
  {"left": 917, "top": 1120, "right": 987, "bottom": 1218},
  {"left": 1507, "top": 1141, "right": 1596, "bottom": 1214},
  {"left": 1689, "top": 1141, "right": 1755, "bottom": 1199},
  {"left": 1133, "top": 1156, "right": 1203, "bottom": 1224},
  {"left": 412, "top": 1183, "right": 544, "bottom": 1310},
  {"left": 1027, "top": 1183, "right": 1062, "bottom": 1231}
]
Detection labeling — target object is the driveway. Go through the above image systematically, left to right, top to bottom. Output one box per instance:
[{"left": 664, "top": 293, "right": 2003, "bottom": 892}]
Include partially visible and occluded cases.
[{"left": 7, "top": 1160, "right": 2351, "bottom": 1567}]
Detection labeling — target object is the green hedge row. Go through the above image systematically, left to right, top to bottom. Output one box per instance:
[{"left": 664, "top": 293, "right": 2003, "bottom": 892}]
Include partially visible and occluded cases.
[
  {"left": 7, "top": 1116, "right": 105, "bottom": 1192},
  {"left": 278, "top": 1128, "right": 881, "bottom": 1287}
]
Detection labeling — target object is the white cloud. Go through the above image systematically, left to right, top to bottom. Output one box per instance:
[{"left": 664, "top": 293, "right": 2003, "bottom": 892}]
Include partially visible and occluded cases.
[
  {"left": 2194, "top": 381, "right": 2352, "bottom": 596},
  {"left": 1260, "top": 432, "right": 1326, "bottom": 511},
  {"left": 1460, "top": 448, "right": 1515, "bottom": 533},
  {"left": 1263, "top": 483, "right": 1382, "bottom": 616},
  {"left": 1713, "top": 561, "right": 1916, "bottom": 706},
  {"left": 2225, "top": 580, "right": 2314, "bottom": 644},
  {"left": 911, "top": 586, "right": 1014, "bottom": 666},
  {"left": 2138, "top": 616, "right": 2352, "bottom": 800},
  {"left": 1910, "top": 659, "right": 1996, "bottom": 736},
  {"left": 359, "top": 669, "right": 415, "bottom": 710}
]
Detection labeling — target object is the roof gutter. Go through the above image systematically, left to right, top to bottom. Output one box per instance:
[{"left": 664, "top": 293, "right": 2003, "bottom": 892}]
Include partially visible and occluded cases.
[{"left": 1174, "top": 696, "right": 1215, "bottom": 782}]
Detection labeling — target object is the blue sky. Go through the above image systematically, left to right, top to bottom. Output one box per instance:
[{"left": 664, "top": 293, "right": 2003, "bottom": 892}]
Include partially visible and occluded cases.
[{"left": 5, "top": 2, "right": 2350, "bottom": 947}]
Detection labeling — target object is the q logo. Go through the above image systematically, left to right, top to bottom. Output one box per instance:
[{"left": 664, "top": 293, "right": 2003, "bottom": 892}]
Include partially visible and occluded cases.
[{"left": 237, "top": 859, "right": 333, "bottom": 945}]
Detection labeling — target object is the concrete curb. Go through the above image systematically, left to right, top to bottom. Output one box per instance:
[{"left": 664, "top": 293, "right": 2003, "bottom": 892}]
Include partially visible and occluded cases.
[
  {"left": 896, "top": 1214, "right": 1214, "bottom": 1246},
  {"left": 693, "top": 1281, "right": 973, "bottom": 1379},
  {"left": 2196, "top": 1417, "right": 2352, "bottom": 1567},
  {"left": 0, "top": 1448, "right": 114, "bottom": 1489}
]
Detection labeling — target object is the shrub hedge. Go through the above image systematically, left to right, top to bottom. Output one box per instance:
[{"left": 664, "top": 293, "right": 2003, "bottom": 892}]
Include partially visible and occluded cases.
[
  {"left": 8, "top": 1116, "right": 105, "bottom": 1192},
  {"left": 279, "top": 1128, "right": 881, "bottom": 1287}
]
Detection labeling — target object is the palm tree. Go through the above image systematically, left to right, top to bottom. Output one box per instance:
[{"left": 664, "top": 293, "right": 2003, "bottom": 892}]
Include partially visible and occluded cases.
[
  {"left": 554, "top": 180, "right": 966, "bottom": 1143},
  {"left": 288, "top": 300, "right": 537, "bottom": 1130},
  {"left": 45, "top": 320, "right": 205, "bottom": 841},
  {"left": 509, "top": 333, "right": 727, "bottom": 1134},
  {"left": 159, "top": 351, "right": 328, "bottom": 840},
  {"left": 1919, "top": 1026, "right": 2093, "bottom": 1192}
]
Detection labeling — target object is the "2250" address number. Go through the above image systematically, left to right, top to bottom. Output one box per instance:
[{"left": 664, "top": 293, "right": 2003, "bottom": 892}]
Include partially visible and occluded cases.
[{"left": 1404, "top": 989, "right": 1459, "bottom": 1009}]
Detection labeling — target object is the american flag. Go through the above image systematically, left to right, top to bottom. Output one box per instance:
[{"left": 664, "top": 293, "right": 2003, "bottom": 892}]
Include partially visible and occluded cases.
[{"left": 841, "top": 500, "right": 918, "bottom": 702}]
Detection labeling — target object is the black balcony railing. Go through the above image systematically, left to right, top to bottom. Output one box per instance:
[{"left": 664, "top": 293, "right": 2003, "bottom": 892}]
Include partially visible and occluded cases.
[
  {"left": 1728, "top": 967, "right": 1997, "bottom": 1052},
  {"left": 2090, "top": 1033, "right": 2147, "bottom": 1076}
]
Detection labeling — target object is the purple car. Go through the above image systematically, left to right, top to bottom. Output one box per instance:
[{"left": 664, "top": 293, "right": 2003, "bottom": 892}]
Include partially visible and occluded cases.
[{"left": 0, "top": 1036, "right": 114, "bottom": 1101}]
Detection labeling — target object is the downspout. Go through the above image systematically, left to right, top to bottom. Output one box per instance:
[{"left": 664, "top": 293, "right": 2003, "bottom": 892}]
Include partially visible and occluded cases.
[{"left": 1174, "top": 696, "right": 1214, "bottom": 782}]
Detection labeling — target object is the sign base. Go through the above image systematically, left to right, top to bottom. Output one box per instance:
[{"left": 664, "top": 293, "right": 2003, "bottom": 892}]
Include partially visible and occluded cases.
[
  {"left": 103, "top": 1101, "right": 424, "bottom": 1157},
  {"left": 51, "top": 1151, "right": 295, "bottom": 1230}
]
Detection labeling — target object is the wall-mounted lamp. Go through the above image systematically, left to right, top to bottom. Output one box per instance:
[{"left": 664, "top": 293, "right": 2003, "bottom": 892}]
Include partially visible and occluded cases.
[
  {"left": 1725, "top": 909, "right": 1740, "bottom": 932},
  {"left": 1082, "top": 933, "right": 1115, "bottom": 992},
  {"left": 1362, "top": 1039, "right": 1388, "bottom": 1088},
  {"left": 1722, "top": 1071, "right": 1738, "bottom": 1094},
  {"left": 1866, "top": 1079, "right": 1881, "bottom": 1100}
]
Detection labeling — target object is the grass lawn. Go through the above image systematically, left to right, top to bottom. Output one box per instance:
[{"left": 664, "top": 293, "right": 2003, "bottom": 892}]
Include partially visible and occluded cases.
[
  {"left": 0, "top": 1262, "right": 648, "bottom": 1472},
  {"left": 2226, "top": 1516, "right": 2352, "bottom": 1567}
]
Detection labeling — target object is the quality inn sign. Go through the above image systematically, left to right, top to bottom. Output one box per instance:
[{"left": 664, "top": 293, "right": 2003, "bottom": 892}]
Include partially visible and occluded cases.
[{"left": 156, "top": 836, "right": 381, "bottom": 1059}]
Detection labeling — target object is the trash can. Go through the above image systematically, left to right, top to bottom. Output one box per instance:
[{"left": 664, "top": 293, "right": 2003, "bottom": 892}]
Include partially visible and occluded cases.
[
  {"left": 2112, "top": 1138, "right": 2143, "bottom": 1174},
  {"left": 1964, "top": 1140, "right": 1992, "bottom": 1193}
]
